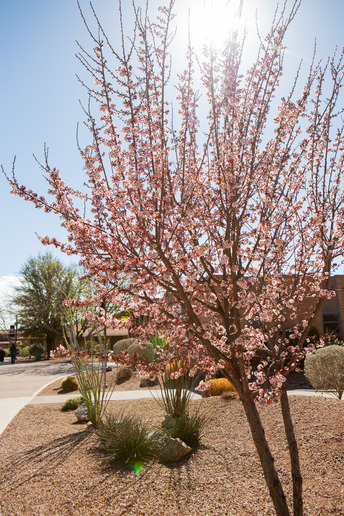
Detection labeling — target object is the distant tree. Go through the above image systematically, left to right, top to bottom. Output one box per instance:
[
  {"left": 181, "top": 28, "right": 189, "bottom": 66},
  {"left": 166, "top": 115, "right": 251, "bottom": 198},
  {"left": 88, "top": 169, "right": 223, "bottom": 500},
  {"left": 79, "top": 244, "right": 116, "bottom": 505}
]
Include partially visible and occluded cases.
[
  {"left": 12, "top": 253, "right": 77, "bottom": 356},
  {"left": 12, "top": 253, "right": 121, "bottom": 356},
  {"left": 0, "top": 307, "right": 11, "bottom": 346}
]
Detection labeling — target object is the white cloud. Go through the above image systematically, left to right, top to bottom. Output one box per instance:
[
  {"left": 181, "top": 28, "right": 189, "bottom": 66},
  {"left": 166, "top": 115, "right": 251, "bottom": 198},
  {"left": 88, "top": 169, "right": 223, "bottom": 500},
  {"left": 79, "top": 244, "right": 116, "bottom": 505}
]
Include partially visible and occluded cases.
[{"left": 0, "top": 275, "right": 21, "bottom": 311}]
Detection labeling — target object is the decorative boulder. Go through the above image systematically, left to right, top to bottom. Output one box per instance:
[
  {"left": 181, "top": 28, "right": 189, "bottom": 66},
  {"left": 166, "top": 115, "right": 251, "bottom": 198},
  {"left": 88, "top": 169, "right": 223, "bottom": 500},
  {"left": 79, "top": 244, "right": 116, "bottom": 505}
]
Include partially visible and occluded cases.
[
  {"left": 116, "top": 367, "right": 133, "bottom": 382},
  {"left": 140, "top": 377, "right": 158, "bottom": 388},
  {"left": 75, "top": 402, "right": 89, "bottom": 422},
  {"left": 158, "top": 437, "right": 192, "bottom": 463}
]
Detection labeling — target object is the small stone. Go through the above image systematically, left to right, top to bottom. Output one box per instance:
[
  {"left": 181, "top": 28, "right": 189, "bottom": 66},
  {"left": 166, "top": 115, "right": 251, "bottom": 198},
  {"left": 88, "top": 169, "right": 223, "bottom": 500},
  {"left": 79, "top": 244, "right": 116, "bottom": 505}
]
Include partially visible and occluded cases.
[
  {"left": 116, "top": 367, "right": 133, "bottom": 382},
  {"left": 140, "top": 377, "right": 158, "bottom": 387},
  {"left": 75, "top": 402, "right": 89, "bottom": 422},
  {"left": 158, "top": 437, "right": 192, "bottom": 463}
]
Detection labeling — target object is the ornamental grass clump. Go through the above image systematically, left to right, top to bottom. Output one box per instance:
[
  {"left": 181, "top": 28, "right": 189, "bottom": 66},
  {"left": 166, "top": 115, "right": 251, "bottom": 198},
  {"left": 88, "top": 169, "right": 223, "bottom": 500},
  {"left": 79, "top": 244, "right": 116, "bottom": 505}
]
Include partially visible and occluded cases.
[
  {"left": 305, "top": 344, "right": 344, "bottom": 399},
  {"left": 156, "top": 362, "right": 206, "bottom": 448},
  {"left": 158, "top": 362, "right": 193, "bottom": 418},
  {"left": 165, "top": 407, "right": 208, "bottom": 448},
  {"left": 97, "top": 412, "right": 159, "bottom": 467}
]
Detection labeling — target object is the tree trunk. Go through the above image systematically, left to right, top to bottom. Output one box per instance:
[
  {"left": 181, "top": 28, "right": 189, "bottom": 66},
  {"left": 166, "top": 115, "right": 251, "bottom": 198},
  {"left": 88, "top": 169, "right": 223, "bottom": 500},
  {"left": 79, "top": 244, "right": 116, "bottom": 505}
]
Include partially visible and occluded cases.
[
  {"left": 45, "top": 334, "right": 55, "bottom": 359},
  {"left": 280, "top": 388, "right": 303, "bottom": 516},
  {"left": 240, "top": 392, "right": 290, "bottom": 516}
]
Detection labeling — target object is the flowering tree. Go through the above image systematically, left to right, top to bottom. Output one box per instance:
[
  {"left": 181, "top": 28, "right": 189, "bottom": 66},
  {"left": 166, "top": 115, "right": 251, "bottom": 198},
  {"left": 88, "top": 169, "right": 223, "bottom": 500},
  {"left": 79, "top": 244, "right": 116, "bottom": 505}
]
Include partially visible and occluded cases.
[{"left": 4, "top": 1, "right": 344, "bottom": 514}]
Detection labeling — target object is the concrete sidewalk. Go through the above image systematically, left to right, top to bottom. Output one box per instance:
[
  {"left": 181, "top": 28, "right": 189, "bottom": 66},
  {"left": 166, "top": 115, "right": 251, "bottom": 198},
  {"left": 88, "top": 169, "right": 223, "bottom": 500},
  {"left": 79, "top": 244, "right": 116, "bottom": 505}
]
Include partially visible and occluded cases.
[{"left": 29, "top": 390, "right": 201, "bottom": 404}]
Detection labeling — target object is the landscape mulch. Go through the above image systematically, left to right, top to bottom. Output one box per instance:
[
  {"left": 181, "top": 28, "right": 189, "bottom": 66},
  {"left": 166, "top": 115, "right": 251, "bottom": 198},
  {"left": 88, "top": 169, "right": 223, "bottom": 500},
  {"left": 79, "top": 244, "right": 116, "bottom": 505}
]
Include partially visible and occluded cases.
[{"left": 0, "top": 390, "right": 343, "bottom": 515}]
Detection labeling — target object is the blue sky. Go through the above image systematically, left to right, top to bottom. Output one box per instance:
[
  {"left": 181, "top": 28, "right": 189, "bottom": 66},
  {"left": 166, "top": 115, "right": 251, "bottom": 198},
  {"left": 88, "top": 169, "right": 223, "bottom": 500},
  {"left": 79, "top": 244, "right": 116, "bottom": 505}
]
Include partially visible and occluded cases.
[{"left": 1, "top": 0, "right": 344, "bottom": 311}]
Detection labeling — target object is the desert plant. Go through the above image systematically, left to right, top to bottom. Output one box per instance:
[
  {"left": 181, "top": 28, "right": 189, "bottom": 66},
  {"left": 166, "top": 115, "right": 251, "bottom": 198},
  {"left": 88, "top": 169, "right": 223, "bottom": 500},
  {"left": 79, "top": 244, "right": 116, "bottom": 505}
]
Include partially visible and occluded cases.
[
  {"left": 151, "top": 334, "right": 167, "bottom": 349},
  {"left": 112, "top": 338, "right": 132, "bottom": 354},
  {"left": 84, "top": 340, "right": 99, "bottom": 355},
  {"left": 29, "top": 342, "right": 45, "bottom": 361},
  {"left": 128, "top": 342, "right": 155, "bottom": 363},
  {"left": 53, "top": 343, "right": 115, "bottom": 427},
  {"left": 304, "top": 345, "right": 344, "bottom": 399},
  {"left": 20, "top": 346, "right": 30, "bottom": 357},
  {"left": 72, "top": 355, "right": 115, "bottom": 426},
  {"left": 165, "top": 360, "right": 185, "bottom": 380},
  {"left": 157, "top": 362, "right": 193, "bottom": 418},
  {"left": 61, "top": 376, "right": 79, "bottom": 392},
  {"left": 207, "top": 378, "right": 236, "bottom": 396},
  {"left": 61, "top": 396, "right": 83, "bottom": 411},
  {"left": 164, "top": 407, "right": 208, "bottom": 448},
  {"left": 97, "top": 412, "right": 159, "bottom": 467}
]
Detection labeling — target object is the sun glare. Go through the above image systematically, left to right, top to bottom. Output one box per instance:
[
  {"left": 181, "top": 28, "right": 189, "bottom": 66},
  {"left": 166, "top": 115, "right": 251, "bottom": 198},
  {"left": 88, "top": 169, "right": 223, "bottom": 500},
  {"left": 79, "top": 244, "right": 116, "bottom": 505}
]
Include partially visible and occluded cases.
[{"left": 189, "top": 0, "right": 244, "bottom": 50}]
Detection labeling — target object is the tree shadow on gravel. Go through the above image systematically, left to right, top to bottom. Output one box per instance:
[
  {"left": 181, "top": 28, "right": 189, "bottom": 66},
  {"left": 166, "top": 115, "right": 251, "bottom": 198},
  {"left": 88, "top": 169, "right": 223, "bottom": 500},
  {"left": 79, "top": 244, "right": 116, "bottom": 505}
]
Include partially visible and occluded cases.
[
  {"left": 1, "top": 429, "right": 90, "bottom": 488},
  {"left": 91, "top": 444, "right": 202, "bottom": 515},
  {"left": 85, "top": 451, "right": 163, "bottom": 516}
]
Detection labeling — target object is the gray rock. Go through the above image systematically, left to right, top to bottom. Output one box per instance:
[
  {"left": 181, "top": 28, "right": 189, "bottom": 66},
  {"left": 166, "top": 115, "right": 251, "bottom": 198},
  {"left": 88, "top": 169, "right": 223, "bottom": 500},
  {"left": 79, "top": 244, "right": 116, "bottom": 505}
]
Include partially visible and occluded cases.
[
  {"left": 140, "top": 376, "right": 158, "bottom": 387},
  {"left": 75, "top": 402, "right": 89, "bottom": 422},
  {"left": 158, "top": 437, "right": 192, "bottom": 463}
]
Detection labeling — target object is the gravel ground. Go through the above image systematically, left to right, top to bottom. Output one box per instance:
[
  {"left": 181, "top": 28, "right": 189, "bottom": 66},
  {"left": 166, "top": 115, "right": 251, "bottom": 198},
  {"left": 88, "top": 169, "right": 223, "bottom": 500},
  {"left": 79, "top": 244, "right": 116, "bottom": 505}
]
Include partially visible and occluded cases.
[{"left": 0, "top": 393, "right": 343, "bottom": 516}]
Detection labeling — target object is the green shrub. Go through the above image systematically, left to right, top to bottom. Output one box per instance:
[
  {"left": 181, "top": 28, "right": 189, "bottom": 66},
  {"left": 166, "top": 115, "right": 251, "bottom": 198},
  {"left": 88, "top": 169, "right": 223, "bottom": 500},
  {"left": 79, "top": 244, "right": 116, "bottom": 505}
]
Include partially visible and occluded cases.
[
  {"left": 112, "top": 338, "right": 132, "bottom": 354},
  {"left": 84, "top": 340, "right": 99, "bottom": 355},
  {"left": 29, "top": 342, "right": 45, "bottom": 360},
  {"left": 128, "top": 342, "right": 155, "bottom": 363},
  {"left": 305, "top": 344, "right": 344, "bottom": 399},
  {"left": 20, "top": 346, "right": 30, "bottom": 358},
  {"left": 3, "top": 348, "right": 9, "bottom": 357},
  {"left": 61, "top": 376, "right": 80, "bottom": 392},
  {"left": 61, "top": 396, "right": 83, "bottom": 412},
  {"left": 164, "top": 408, "right": 208, "bottom": 448},
  {"left": 97, "top": 412, "right": 159, "bottom": 467}
]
